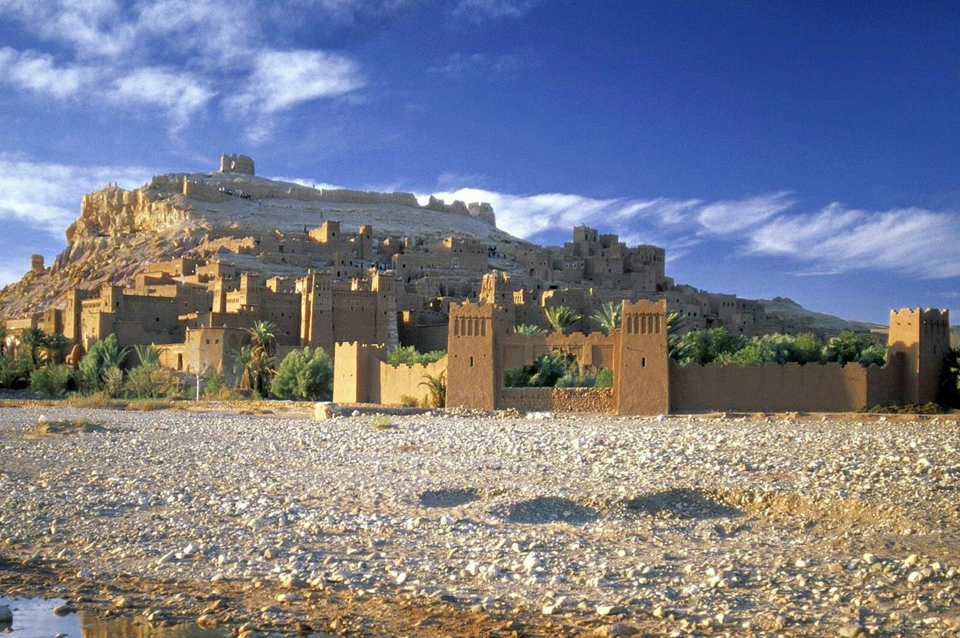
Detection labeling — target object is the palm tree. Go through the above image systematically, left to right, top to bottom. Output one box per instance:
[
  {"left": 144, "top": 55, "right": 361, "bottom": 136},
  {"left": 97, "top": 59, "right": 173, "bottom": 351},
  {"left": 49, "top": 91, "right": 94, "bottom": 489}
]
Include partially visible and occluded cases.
[
  {"left": 592, "top": 301, "right": 622, "bottom": 334},
  {"left": 544, "top": 306, "right": 582, "bottom": 334},
  {"left": 667, "top": 311, "right": 690, "bottom": 362},
  {"left": 244, "top": 320, "right": 278, "bottom": 396},
  {"left": 514, "top": 324, "right": 546, "bottom": 336},
  {"left": 0, "top": 326, "right": 7, "bottom": 358},
  {"left": 19, "top": 327, "right": 46, "bottom": 370},
  {"left": 41, "top": 333, "right": 68, "bottom": 365},
  {"left": 134, "top": 344, "right": 162, "bottom": 367},
  {"left": 232, "top": 345, "right": 254, "bottom": 391},
  {"left": 419, "top": 370, "right": 446, "bottom": 408}
]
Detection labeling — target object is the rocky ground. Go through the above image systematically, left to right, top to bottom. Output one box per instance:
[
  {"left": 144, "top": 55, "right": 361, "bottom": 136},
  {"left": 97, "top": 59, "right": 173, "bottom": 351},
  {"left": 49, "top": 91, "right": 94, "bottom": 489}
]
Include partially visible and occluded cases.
[{"left": 1, "top": 407, "right": 960, "bottom": 637}]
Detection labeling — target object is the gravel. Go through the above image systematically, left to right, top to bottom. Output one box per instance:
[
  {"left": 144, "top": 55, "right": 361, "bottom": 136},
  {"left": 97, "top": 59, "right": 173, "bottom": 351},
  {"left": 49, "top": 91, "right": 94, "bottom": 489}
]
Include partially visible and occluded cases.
[{"left": 2, "top": 406, "right": 960, "bottom": 636}]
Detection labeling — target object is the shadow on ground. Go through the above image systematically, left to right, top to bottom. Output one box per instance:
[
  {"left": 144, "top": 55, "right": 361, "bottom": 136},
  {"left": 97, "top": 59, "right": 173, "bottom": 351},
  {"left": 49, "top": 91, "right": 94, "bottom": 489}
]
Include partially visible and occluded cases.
[
  {"left": 419, "top": 488, "right": 480, "bottom": 508},
  {"left": 626, "top": 488, "right": 743, "bottom": 520},
  {"left": 505, "top": 496, "right": 599, "bottom": 524}
]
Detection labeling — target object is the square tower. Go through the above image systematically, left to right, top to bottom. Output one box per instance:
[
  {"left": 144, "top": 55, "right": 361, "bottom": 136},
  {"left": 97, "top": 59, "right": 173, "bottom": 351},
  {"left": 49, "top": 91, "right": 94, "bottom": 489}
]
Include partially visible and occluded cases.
[
  {"left": 616, "top": 299, "right": 669, "bottom": 415},
  {"left": 888, "top": 308, "right": 951, "bottom": 405}
]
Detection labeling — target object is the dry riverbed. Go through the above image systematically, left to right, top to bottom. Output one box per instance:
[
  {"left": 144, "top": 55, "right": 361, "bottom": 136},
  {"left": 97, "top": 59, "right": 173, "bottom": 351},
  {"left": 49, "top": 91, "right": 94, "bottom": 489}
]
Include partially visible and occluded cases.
[{"left": 1, "top": 407, "right": 960, "bottom": 637}]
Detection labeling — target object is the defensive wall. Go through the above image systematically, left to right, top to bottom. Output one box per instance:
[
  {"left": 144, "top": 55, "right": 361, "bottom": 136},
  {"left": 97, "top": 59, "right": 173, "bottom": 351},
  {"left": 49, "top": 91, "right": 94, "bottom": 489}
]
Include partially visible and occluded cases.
[
  {"left": 436, "top": 301, "right": 950, "bottom": 415},
  {"left": 333, "top": 341, "right": 448, "bottom": 406}
]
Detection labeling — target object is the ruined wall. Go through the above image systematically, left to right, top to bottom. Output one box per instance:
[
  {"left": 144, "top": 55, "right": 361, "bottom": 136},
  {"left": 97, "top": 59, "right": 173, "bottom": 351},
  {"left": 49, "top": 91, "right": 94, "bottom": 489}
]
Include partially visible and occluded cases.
[
  {"left": 182, "top": 178, "right": 229, "bottom": 203},
  {"left": 499, "top": 331, "right": 617, "bottom": 371},
  {"left": 669, "top": 360, "right": 871, "bottom": 413}
]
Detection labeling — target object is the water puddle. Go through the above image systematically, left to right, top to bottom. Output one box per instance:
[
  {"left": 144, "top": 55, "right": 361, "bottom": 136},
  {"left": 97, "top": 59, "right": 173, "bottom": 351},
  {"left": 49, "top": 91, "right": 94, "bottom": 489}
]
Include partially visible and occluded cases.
[{"left": 0, "top": 597, "right": 225, "bottom": 638}]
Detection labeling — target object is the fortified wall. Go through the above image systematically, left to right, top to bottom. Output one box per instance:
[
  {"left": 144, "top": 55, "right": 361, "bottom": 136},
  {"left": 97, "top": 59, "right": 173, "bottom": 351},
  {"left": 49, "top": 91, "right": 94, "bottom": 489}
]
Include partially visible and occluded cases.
[
  {"left": 441, "top": 301, "right": 950, "bottom": 416},
  {"left": 332, "top": 341, "right": 447, "bottom": 406}
]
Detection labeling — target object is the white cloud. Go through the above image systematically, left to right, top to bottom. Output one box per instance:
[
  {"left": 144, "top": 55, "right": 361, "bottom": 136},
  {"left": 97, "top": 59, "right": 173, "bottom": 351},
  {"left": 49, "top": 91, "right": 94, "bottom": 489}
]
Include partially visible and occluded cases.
[
  {"left": 451, "top": 0, "right": 540, "bottom": 21},
  {"left": 0, "top": 47, "right": 99, "bottom": 98},
  {"left": 229, "top": 49, "right": 365, "bottom": 115},
  {"left": 110, "top": 67, "right": 216, "bottom": 131},
  {"left": 0, "top": 155, "right": 151, "bottom": 235},
  {"left": 428, "top": 182, "right": 960, "bottom": 280},
  {"left": 696, "top": 192, "right": 793, "bottom": 235}
]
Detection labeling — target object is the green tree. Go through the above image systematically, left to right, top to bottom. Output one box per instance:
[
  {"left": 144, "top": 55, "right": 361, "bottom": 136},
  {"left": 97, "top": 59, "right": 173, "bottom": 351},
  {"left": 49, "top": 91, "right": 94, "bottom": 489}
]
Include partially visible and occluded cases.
[
  {"left": 592, "top": 301, "right": 622, "bottom": 334},
  {"left": 544, "top": 306, "right": 582, "bottom": 334},
  {"left": 513, "top": 324, "right": 546, "bottom": 336},
  {"left": 0, "top": 326, "right": 7, "bottom": 358},
  {"left": 19, "top": 327, "right": 46, "bottom": 370},
  {"left": 675, "top": 327, "right": 747, "bottom": 365},
  {"left": 823, "top": 331, "right": 878, "bottom": 365},
  {"left": 41, "top": 333, "right": 69, "bottom": 365},
  {"left": 79, "top": 334, "right": 129, "bottom": 391},
  {"left": 134, "top": 344, "right": 162, "bottom": 367},
  {"left": 232, "top": 345, "right": 255, "bottom": 390},
  {"left": 386, "top": 345, "right": 446, "bottom": 365},
  {"left": 939, "top": 346, "right": 960, "bottom": 408},
  {"left": 270, "top": 347, "right": 333, "bottom": 400}
]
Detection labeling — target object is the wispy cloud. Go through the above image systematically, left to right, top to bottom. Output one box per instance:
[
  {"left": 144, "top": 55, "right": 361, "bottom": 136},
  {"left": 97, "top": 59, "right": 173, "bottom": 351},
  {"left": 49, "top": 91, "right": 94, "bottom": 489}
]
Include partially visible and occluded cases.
[
  {"left": 450, "top": 0, "right": 541, "bottom": 21},
  {"left": 0, "top": 47, "right": 98, "bottom": 99},
  {"left": 429, "top": 52, "right": 529, "bottom": 79},
  {"left": 111, "top": 67, "right": 216, "bottom": 132},
  {"left": 429, "top": 183, "right": 960, "bottom": 280}
]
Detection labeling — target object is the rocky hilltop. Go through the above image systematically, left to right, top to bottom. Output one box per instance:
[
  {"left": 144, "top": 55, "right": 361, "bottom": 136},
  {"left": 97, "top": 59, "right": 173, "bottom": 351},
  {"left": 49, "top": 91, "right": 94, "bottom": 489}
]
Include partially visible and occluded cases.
[{"left": 0, "top": 158, "right": 522, "bottom": 320}]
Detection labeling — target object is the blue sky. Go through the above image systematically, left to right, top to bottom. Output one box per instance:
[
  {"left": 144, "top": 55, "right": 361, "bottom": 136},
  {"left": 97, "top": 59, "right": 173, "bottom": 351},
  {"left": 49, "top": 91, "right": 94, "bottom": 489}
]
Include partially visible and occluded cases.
[{"left": 0, "top": 0, "right": 958, "bottom": 324}]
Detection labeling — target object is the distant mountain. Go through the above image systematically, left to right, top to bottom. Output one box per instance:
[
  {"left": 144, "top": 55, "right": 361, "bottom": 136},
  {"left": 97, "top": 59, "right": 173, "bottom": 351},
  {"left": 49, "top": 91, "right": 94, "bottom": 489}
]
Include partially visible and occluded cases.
[{"left": 758, "top": 297, "right": 881, "bottom": 338}]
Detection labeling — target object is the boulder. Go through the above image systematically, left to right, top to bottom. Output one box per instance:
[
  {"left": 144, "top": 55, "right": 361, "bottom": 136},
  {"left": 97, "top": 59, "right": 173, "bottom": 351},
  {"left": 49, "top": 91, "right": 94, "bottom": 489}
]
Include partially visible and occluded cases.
[{"left": 313, "top": 402, "right": 342, "bottom": 421}]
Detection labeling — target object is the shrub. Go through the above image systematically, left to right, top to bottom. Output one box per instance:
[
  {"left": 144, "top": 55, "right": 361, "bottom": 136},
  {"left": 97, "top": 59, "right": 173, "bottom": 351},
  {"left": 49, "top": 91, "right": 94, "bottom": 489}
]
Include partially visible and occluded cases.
[
  {"left": 514, "top": 324, "right": 546, "bottom": 336},
  {"left": 823, "top": 331, "right": 880, "bottom": 365},
  {"left": 79, "top": 335, "right": 129, "bottom": 391},
  {"left": 134, "top": 344, "right": 162, "bottom": 366},
  {"left": 386, "top": 346, "right": 446, "bottom": 366},
  {"left": 270, "top": 347, "right": 333, "bottom": 400},
  {"left": 0, "top": 357, "right": 23, "bottom": 389},
  {"left": 30, "top": 364, "right": 73, "bottom": 397},
  {"left": 124, "top": 364, "right": 183, "bottom": 399},
  {"left": 504, "top": 365, "right": 532, "bottom": 387},
  {"left": 102, "top": 366, "right": 124, "bottom": 398},
  {"left": 595, "top": 367, "right": 614, "bottom": 388},
  {"left": 202, "top": 371, "right": 239, "bottom": 401},
  {"left": 419, "top": 371, "right": 446, "bottom": 408},
  {"left": 64, "top": 391, "right": 115, "bottom": 409},
  {"left": 399, "top": 394, "right": 420, "bottom": 407},
  {"left": 371, "top": 414, "right": 393, "bottom": 429}
]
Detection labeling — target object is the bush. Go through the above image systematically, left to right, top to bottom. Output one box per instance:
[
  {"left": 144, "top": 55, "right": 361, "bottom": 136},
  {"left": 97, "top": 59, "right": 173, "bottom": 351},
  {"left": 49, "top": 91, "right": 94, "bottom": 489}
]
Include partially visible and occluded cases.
[
  {"left": 823, "top": 331, "right": 881, "bottom": 365},
  {"left": 79, "top": 335, "right": 129, "bottom": 391},
  {"left": 386, "top": 346, "right": 446, "bottom": 366},
  {"left": 270, "top": 348, "right": 333, "bottom": 400},
  {"left": 0, "top": 357, "right": 23, "bottom": 389},
  {"left": 30, "top": 364, "right": 73, "bottom": 397},
  {"left": 124, "top": 364, "right": 183, "bottom": 399},
  {"left": 102, "top": 366, "right": 124, "bottom": 398},
  {"left": 595, "top": 367, "right": 614, "bottom": 388},
  {"left": 202, "top": 371, "right": 239, "bottom": 401},
  {"left": 419, "top": 371, "right": 446, "bottom": 408},
  {"left": 64, "top": 392, "right": 116, "bottom": 409},
  {"left": 399, "top": 394, "right": 421, "bottom": 407},
  {"left": 371, "top": 414, "right": 393, "bottom": 429}
]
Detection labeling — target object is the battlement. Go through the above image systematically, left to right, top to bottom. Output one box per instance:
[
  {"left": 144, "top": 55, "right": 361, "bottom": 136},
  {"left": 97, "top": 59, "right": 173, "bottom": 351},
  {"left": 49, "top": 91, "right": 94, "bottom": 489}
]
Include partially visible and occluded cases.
[{"left": 220, "top": 154, "right": 255, "bottom": 175}]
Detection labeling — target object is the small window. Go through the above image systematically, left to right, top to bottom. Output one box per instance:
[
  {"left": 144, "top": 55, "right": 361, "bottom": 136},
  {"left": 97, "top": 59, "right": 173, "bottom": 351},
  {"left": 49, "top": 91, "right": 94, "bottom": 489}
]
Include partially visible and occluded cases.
[
  {"left": 469, "top": 356, "right": 474, "bottom": 367},
  {"left": 641, "top": 357, "right": 646, "bottom": 368}
]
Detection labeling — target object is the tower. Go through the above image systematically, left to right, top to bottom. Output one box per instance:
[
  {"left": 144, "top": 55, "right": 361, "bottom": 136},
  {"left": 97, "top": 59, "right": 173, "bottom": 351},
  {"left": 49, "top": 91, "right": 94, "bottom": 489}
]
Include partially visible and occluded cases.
[
  {"left": 616, "top": 299, "right": 669, "bottom": 415},
  {"left": 446, "top": 301, "right": 505, "bottom": 410},
  {"left": 887, "top": 308, "right": 951, "bottom": 405}
]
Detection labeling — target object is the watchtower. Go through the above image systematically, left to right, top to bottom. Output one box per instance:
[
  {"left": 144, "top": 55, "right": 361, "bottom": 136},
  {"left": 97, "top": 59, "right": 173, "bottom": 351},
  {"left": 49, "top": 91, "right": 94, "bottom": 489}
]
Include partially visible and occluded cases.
[
  {"left": 616, "top": 299, "right": 669, "bottom": 415},
  {"left": 446, "top": 301, "right": 506, "bottom": 410},
  {"left": 888, "top": 308, "right": 951, "bottom": 405}
]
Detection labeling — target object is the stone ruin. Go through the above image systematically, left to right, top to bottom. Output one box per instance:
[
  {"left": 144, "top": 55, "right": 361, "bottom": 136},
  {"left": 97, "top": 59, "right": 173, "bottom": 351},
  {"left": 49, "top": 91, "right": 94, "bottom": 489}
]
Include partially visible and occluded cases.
[{"left": 220, "top": 154, "right": 255, "bottom": 176}]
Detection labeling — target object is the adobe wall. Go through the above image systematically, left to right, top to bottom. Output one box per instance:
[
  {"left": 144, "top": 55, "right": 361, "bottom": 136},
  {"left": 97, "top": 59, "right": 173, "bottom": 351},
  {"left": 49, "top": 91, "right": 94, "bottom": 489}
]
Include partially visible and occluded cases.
[
  {"left": 499, "top": 331, "right": 617, "bottom": 371},
  {"left": 332, "top": 341, "right": 447, "bottom": 405},
  {"left": 669, "top": 360, "right": 870, "bottom": 413},
  {"left": 499, "top": 387, "right": 614, "bottom": 413}
]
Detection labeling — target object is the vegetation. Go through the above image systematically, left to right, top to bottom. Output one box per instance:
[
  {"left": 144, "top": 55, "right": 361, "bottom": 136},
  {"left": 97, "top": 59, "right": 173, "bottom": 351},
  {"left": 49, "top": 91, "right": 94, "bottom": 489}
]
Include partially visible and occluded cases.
[
  {"left": 592, "top": 301, "right": 621, "bottom": 334},
  {"left": 544, "top": 306, "right": 582, "bottom": 334},
  {"left": 666, "top": 311, "right": 689, "bottom": 362},
  {"left": 233, "top": 320, "right": 277, "bottom": 396},
  {"left": 513, "top": 324, "right": 546, "bottom": 336},
  {"left": 18, "top": 327, "right": 46, "bottom": 370},
  {"left": 671, "top": 327, "right": 885, "bottom": 368},
  {"left": 41, "top": 333, "right": 68, "bottom": 364},
  {"left": 79, "top": 335, "right": 129, "bottom": 392},
  {"left": 134, "top": 344, "right": 162, "bottom": 367},
  {"left": 386, "top": 345, "right": 446, "bottom": 366},
  {"left": 939, "top": 346, "right": 960, "bottom": 409},
  {"left": 270, "top": 347, "right": 333, "bottom": 400},
  {"left": 504, "top": 351, "right": 611, "bottom": 389},
  {"left": 0, "top": 357, "right": 23, "bottom": 389},
  {"left": 124, "top": 363, "right": 183, "bottom": 399},
  {"left": 30, "top": 364, "right": 73, "bottom": 397},
  {"left": 418, "top": 370, "right": 447, "bottom": 408},
  {"left": 202, "top": 371, "right": 238, "bottom": 401},
  {"left": 859, "top": 403, "right": 947, "bottom": 415},
  {"left": 371, "top": 414, "right": 393, "bottom": 430}
]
